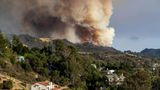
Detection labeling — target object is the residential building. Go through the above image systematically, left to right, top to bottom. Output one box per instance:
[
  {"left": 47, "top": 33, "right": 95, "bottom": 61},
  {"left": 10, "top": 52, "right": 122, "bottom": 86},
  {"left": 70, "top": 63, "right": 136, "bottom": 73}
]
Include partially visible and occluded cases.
[
  {"left": 16, "top": 56, "right": 25, "bottom": 62},
  {"left": 152, "top": 63, "right": 160, "bottom": 71},
  {"left": 105, "top": 69, "right": 125, "bottom": 85},
  {"left": 105, "top": 69, "right": 115, "bottom": 75},
  {"left": 30, "top": 81, "right": 58, "bottom": 90}
]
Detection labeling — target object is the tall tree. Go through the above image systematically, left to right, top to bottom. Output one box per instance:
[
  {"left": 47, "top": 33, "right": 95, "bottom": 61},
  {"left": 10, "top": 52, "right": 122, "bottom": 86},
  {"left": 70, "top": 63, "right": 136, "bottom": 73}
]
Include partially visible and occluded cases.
[
  {"left": 0, "top": 32, "right": 8, "bottom": 54},
  {"left": 12, "top": 35, "right": 29, "bottom": 55}
]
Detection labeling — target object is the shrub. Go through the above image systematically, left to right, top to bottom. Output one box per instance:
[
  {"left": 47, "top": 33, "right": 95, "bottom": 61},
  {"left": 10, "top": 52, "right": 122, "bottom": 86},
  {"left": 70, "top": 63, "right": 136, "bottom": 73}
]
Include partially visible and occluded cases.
[{"left": 2, "top": 80, "right": 13, "bottom": 89}]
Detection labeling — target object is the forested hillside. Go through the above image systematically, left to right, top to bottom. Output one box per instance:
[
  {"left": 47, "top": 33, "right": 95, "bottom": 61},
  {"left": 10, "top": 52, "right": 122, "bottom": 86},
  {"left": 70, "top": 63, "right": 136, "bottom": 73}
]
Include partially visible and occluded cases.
[{"left": 0, "top": 32, "right": 160, "bottom": 90}]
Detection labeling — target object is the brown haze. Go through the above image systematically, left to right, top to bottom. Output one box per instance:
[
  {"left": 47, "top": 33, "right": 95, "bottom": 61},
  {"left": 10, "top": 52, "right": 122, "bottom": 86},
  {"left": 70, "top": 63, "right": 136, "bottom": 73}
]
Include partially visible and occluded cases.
[{"left": 0, "top": 0, "right": 115, "bottom": 46}]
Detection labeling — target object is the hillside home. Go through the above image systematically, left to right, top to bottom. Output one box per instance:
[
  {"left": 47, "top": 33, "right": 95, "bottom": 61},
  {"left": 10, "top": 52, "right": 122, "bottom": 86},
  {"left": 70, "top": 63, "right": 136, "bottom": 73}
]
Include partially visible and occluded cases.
[
  {"left": 16, "top": 56, "right": 25, "bottom": 62},
  {"left": 152, "top": 63, "right": 160, "bottom": 71},
  {"left": 105, "top": 69, "right": 125, "bottom": 85},
  {"left": 105, "top": 69, "right": 115, "bottom": 75},
  {"left": 106, "top": 73, "right": 125, "bottom": 85},
  {"left": 30, "top": 81, "right": 58, "bottom": 90}
]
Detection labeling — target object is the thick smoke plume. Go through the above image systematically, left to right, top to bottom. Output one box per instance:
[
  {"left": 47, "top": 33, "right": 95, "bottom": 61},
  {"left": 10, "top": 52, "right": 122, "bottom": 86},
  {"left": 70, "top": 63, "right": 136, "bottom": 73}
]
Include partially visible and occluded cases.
[{"left": 0, "top": 0, "right": 115, "bottom": 46}]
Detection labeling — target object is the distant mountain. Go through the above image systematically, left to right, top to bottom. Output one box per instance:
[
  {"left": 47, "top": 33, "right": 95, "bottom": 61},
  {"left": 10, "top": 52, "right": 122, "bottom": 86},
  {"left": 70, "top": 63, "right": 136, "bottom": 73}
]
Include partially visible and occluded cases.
[{"left": 140, "top": 48, "right": 160, "bottom": 59}]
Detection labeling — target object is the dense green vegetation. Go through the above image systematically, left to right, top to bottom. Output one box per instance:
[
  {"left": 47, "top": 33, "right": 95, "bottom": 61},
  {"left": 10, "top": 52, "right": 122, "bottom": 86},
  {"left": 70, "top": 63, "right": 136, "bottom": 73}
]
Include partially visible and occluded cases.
[
  {"left": 0, "top": 32, "right": 160, "bottom": 90},
  {"left": 0, "top": 80, "right": 13, "bottom": 90}
]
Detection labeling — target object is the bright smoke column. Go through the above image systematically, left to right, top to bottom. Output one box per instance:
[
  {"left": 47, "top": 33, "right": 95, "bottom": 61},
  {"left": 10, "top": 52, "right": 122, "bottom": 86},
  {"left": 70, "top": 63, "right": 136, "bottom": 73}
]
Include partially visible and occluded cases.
[{"left": 1, "top": 0, "right": 115, "bottom": 46}]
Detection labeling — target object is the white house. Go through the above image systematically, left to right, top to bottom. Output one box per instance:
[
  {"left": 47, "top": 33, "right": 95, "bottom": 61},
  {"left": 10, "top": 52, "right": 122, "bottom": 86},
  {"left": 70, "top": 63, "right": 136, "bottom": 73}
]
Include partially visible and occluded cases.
[
  {"left": 16, "top": 56, "right": 25, "bottom": 62},
  {"left": 152, "top": 63, "right": 160, "bottom": 71},
  {"left": 106, "top": 69, "right": 115, "bottom": 75},
  {"left": 106, "top": 69, "right": 125, "bottom": 85},
  {"left": 106, "top": 73, "right": 125, "bottom": 85},
  {"left": 30, "top": 81, "right": 58, "bottom": 90}
]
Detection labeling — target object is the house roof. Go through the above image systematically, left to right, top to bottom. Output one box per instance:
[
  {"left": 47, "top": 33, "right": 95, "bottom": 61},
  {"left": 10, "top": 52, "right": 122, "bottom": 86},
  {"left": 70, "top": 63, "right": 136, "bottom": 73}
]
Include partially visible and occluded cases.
[
  {"left": 32, "top": 81, "right": 61, "bottom": 90},
  {"left": 33, "top": 81, "right": 49, "bottom": 86},
  {"left": 52, "top": 88, "right": 59, "bottom": 90}
]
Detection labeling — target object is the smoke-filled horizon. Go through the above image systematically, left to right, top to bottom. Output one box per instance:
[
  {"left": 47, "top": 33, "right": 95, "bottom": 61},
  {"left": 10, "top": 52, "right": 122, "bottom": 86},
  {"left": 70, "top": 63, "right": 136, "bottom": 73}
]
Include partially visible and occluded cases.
[{"left": 0, "top": 0, "right": 115, "bottom": 47}]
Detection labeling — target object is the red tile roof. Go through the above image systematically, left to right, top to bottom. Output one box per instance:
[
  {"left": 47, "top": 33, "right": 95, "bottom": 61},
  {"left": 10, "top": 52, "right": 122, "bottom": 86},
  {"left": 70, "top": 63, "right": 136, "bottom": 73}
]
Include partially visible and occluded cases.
[
  {"left": 33, "top": 81, "right": 60, "bottom": 90},
  {"left": 34, "top": 81, "right": 49, "bottom": 86},
  {"left": 52, "top": 88, "right": 59, "bottom": 90}
]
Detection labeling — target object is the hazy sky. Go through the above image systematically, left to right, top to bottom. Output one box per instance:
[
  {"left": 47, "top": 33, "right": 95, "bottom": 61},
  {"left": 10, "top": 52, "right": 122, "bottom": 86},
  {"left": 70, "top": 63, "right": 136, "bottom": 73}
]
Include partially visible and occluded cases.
[{"left": 111, "top": 0, "right": 160, "bottom": 51}]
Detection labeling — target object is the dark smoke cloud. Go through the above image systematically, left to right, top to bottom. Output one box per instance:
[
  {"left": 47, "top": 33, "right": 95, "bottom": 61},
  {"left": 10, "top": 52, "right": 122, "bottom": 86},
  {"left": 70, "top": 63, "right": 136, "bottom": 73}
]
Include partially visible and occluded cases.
[
  {"left": 0, "top": 0, "right": 115, "bottom": 46},
  {"left": 24, "top": 9, "right": 67, "bottom": 37}
]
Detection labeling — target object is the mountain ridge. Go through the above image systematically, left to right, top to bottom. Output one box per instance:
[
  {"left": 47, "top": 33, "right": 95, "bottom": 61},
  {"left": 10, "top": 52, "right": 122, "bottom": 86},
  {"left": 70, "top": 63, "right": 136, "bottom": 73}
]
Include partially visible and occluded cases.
[
  {"left": 14, "top": 34, "right": 120, "bottom": 54},
  {"left": 140, "top": 48, "right": 160, "bottom": 59}
]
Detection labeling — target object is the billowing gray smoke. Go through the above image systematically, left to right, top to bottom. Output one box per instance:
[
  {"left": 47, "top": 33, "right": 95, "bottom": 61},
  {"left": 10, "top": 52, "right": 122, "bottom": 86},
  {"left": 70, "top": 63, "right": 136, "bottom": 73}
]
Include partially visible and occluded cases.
[{"left": 0, "top": 0, "right": 115, "bottom": 46}]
